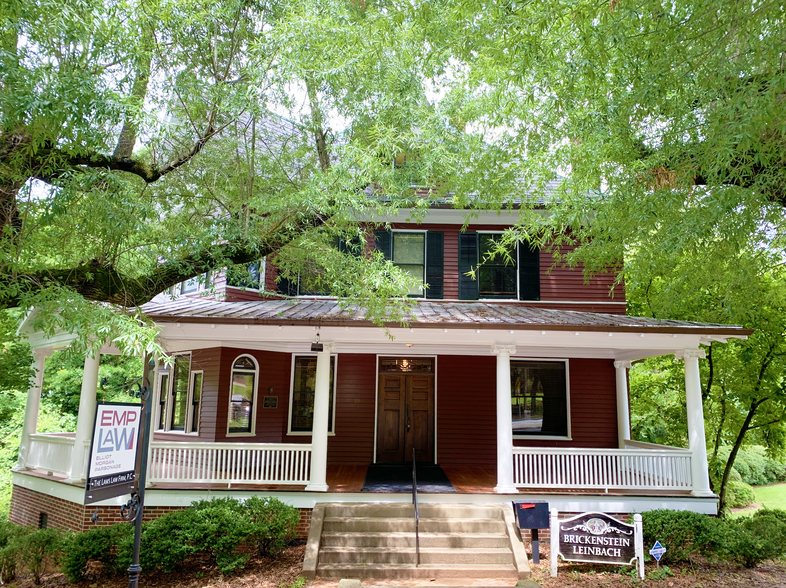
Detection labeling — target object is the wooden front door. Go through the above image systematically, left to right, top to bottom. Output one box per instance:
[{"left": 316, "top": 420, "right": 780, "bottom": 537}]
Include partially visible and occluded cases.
[{"left": 376, "top": 358, "right": 435, "bottom": 463}]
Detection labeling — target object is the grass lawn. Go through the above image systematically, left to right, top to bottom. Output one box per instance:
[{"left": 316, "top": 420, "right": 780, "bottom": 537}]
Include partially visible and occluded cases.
[{"left": 754, "top": 483, "right": 786, "bottom": 510}]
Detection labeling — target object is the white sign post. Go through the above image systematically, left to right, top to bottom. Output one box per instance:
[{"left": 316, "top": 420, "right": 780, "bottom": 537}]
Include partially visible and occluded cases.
[{"left": 85, "top": 403, "right": 142, "bottom": 504}]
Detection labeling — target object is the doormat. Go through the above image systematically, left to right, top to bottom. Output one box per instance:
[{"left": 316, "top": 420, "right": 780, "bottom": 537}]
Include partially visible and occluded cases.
[{"left": 361, "top": 463, "right": 457, "bottom": 493}]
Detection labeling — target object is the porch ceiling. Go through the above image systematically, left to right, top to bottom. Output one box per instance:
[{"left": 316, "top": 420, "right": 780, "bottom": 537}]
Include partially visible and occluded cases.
[{"left": 144, "top": 298, "right": 751, "bottom": 360}]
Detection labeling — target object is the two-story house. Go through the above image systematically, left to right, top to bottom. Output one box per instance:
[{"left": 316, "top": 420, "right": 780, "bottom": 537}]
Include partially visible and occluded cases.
[{"left": 11, "top": 204, "right": 750, "bottom": 578}]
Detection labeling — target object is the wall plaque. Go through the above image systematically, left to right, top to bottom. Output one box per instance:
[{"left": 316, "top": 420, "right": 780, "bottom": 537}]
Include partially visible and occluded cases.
[
  {"left": 263, "top": 396, "right": 278, "bottom": 408},
  {"left": 550, "top": 510, "right": 644, "bottom": 578}
]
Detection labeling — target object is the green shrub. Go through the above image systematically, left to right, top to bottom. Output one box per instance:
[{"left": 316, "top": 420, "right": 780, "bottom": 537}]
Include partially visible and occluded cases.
[
  {"left": 716, "top": 446, "right": 786, "bottom": 486},
  {"left": 725, "top": 480, "right": 756, "bottom": 509},
  {"left": 245, "top": 497, "right": 300, "bottom": 557},
  {"left": 140, "top": 498, "right": 253, "bottom": 575},
  {"left": 188, "top": 498, "right": 252, "bottom": 574},
  {"left": 753, "top": 508, "right": 786, "bottom": 525},
  {"left": 139, "top": 509, "right": 200, "bottom": 573},
  {"left": 641, "top": 509, "right": 723, "bottom": 563},
  {"left": 724, "top": 514, "right": 786, "bottom": 568},
  {"left": 0, "top": 518, "right": 29, "bottom": 583},
  {"left": 61, "top": 524, "right": 133, "bottom": 582},
  {"left": 11, "top": 527, "right": 65, "bottom": 585}
]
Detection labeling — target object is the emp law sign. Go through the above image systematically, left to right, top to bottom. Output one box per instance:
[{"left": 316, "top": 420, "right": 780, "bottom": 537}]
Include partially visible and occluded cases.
[
  {"left": 85, "top": 403, "right": 142, "bottom": 505},
  {"left": 550, "top": 511, "right": 645, "bottom": 579}
]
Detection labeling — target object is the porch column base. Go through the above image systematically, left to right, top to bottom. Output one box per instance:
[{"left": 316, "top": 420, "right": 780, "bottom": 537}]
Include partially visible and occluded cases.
[
  {"left": 305, "top": 483, "right": 329, "bottom": 492},
  {"left": 494, "top": 485, "right": 519, "bottom": 494},
  {"left": 690, "top": 489, "right": 716, "bottom": 497}
]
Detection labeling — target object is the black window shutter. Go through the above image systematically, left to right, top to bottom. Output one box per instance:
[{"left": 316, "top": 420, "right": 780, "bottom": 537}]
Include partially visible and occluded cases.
[
  {"left": 374, "top": 230, "right": 392, "bottom": 260},
  {"left": 426, "top": 231, "right": 444, "bottom": 299},
  {"left": 459, "top": 233, "right": 479, "bottom": 300},
  {"left": 337, "top": 235, "right": 362, "bottom": 256},
  {"left": 518, "top": 242, "right": 540, "bottom": 300}
]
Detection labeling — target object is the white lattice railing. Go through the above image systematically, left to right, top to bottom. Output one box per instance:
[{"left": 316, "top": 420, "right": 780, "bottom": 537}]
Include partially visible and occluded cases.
[
  {"left": 27, "top": 433, "right": 77, "bottom": 476},
  {"left": 148, "top": 442, "right": 312, "bottom": 485},
  {"left": 512, "top": 446, "right": 693, "bottom": 491}
]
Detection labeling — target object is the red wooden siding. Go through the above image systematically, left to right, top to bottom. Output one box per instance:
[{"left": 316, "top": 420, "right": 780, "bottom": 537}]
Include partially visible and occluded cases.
[
  {"left": 539, "top": 245, "right": 625, "bottom": 304},
  {"left": 322, "top": 354, "right": 376, "bottom": 464},
  {"left": 436, "top": 355, "right": 498, "bottom": 466}
]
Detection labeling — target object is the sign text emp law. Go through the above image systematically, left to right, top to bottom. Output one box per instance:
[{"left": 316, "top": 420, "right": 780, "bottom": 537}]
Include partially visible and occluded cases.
[{"left": 85, "top": 403, "right": 142, "bottom": 504}]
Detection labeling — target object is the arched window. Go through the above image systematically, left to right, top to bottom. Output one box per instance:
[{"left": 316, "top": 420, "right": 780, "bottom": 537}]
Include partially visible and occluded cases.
[{"left": 227, "top": 355, "right": 259, "bottom": 435}]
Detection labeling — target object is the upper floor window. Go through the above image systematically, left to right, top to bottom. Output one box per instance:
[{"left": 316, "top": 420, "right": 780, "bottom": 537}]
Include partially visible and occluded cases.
[
  {"left": 374, "top": 230, "right": 443, "bottom": 299},
  {"left": 459, "top": 232, "right": 539, "bottom": 301},
  {"left": 278, "top": 236, "right": 362, "bottom": 296},
  {"left": 226, "top": 261, "right": 264, "bottom": 290},
  {"left": 180, "top": 272, "right": 212, "bottom": 295},
  {"left": 156, "top": 354, "right": 201, "bottom": 434},
  {"left": 228, "top": 355, "right": 259, "bottom": 435},
  {"left": 511, "top": 360, "right": 570, "bottom": 438}
]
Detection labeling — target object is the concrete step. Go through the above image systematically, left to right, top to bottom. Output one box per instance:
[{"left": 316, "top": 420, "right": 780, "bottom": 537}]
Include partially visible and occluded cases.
[
  {"left": 323, "top": 502, "right": 504, "bottom": 519},
  {"left": 322, "top": 517, "right": 506, "bottom": 534},
  {"left": 320, "top": 531, "right": 511, "bottom": 549},
  {"left": 318, "top": 546, "right": 514, "bottom": 565},
  {"left": 315, "top": 563, "right": 519, "bottom": 579}
]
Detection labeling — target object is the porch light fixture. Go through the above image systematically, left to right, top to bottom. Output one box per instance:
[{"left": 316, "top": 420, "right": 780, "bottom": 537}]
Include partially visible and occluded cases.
[
  {"left": 311, "top": 331, "right": 323, "bottom": 352},
  {"left": 406, "top": 343, "right": 414, "bottom": 347}
]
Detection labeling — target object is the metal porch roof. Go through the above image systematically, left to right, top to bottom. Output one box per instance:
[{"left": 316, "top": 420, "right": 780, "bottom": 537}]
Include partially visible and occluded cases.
[{"left": 141, "top": 298, "right": 752, "bottom": 337}]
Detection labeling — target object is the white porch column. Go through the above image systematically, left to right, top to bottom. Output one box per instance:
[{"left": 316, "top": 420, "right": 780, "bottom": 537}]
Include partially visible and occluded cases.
[
  {"left": 305, "top": 342, "right": 334, "bottom": 492},
  {"left": 492, "top": 344, "right": 518, "bottom": 494},
  {"left": 16, "top": 349, "right": 50, "bottom": 468},
  {"left": 676, "top": 349, "right": 713, "bottom": 496},
  {"left": 66, "top": 353, "right": 101, "bottom": 483},
  {"left": 614, "top": 360, "right": 632, "bottom": 449}
]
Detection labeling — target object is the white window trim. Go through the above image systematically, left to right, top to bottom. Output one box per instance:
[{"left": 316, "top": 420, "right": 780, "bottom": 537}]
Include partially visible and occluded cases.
[
  {"left": 391, "top": 229, "right": 427, "bottom": 299},
  {"left": 476, "top": 230, "right": 519, "bottom": 301},
  {"left": 154, "top": 353, "right": 195, "bottom": 435},
  {"left": 287, "top": 353, "right": 338, "bottom": 436},
  {"left": 226, "top": 354, "right": 260, "bottom": 437},
  {"left": 510, "top": 357, "right": 572, "bottom": 441},
  {"left": 186, "top": 370, "right": 203, "bottom": 435},
  {"left": 155, "top": 371, "right": 170, "bottom": 432}
]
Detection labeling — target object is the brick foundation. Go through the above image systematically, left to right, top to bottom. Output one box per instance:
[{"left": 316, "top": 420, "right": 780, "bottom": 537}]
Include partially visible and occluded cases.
[{"left": 10, "top": 484, "right": 312, "bottom": 538}]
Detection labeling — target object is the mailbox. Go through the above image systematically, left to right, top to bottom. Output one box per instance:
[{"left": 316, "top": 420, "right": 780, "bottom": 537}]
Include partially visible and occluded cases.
[
  {"left": 513, "top": 500, "right": 549, "bottom": 564},
  {"left": 513, "top": 501, "right": 549, "bottom": 529}
]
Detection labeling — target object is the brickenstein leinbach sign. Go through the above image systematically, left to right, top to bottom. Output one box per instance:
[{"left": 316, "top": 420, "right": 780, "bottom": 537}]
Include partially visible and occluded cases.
[
  {"left": 85, "top": 403, "right": 142, "bottom": 505},
  {"left": 550, "top": 510, "right": 645, "bottom": 579}
]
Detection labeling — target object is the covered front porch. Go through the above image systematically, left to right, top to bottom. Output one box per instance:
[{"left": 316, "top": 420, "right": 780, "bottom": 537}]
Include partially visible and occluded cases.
[{"left": 12, "top": 299, "right": 750, "bottom": 525}]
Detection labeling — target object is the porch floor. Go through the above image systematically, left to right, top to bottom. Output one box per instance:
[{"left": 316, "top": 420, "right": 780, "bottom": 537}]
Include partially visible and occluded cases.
[{"left": 18, "top": 464, "right": 694, "bottom": 497}]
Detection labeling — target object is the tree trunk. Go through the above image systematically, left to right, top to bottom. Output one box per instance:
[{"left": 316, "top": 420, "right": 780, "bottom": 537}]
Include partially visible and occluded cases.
[{"left": 718, "top": 400, "right": 761, "bottom": 513}]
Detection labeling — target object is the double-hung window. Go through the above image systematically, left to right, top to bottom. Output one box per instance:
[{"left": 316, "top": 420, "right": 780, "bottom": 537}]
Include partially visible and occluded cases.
[
  {"left": 374, "top": 230, "right": 444, "bottom": 298},
  {"left": 459, "top": 232, "right": 539, "bottom": 300},
  {"left": 155, "top": 354, "right": 202, "bottom": 434},
  {"left": 228, "top": 355, "right": 259, "bottom": 435},
  {"left": 288, "top": 355, "right": 336, "bottom": 435},
  {"left": 510, "top": 360, "right": 570, "bottom": 438}
]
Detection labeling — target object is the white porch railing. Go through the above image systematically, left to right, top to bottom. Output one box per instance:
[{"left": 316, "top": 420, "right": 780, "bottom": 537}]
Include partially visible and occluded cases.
[
  {"left": 26, "top": 433, "right": 89, "bottom": 477},
  {"left": 148, "top": 442, "right": 312, "bottom": 485},
  {"left": 512, "top": 446, "right": 694, "bottom": 491}
]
